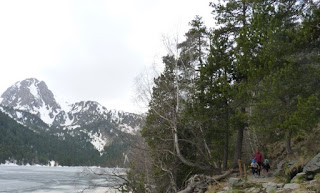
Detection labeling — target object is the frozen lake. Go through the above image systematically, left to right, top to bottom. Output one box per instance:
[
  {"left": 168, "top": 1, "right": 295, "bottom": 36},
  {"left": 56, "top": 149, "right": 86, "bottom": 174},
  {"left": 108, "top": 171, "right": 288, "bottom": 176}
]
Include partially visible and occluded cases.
[{"left": 0, "top": 165, "right": 125, "bottom": 193}]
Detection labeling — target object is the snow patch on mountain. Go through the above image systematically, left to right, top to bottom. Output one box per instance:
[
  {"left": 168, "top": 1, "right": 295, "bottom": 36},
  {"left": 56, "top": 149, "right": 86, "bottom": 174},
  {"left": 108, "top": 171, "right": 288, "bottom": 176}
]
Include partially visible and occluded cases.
[
  {"left": 28, "top": 83, "right": 40, "bottom": 99},
  {"left": 38, "top": 104, "right": 56, "bottom": 125},
  {"left": 0, "top": 106, "right": 25, "bottom": 126},
  {"left": 0, "top": 106, "right": 11, "bottom": 118},
  {"left": 110, "top": 109, "right": 121, "bottom": 123},
  {"left": 16, "top": 111, "right": 23, "bottom": 119},
  {"left": 63, "top": 115, "right": 74, "bottom": 126},
  {"left": 119, "top": 123, "right": 140, "bottom": 134},
  {"left": 63, "top": 125, "right": 80, "bottom": 130},
  {"left": 88, "top": 131, "right": 108, "bottom": 154}
]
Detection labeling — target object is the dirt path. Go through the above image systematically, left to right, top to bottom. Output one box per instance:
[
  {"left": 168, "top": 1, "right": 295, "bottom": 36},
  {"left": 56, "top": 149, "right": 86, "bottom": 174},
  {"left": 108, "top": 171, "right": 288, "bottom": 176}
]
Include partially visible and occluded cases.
[{"left": 247, "top": 172, "right": 277, "bottom": 184}]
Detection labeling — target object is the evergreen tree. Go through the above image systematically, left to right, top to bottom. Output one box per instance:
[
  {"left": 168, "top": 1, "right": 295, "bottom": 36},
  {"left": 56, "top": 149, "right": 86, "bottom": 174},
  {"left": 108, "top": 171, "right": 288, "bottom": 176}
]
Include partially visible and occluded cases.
[{"left": 211, "top": 0, "right": 254, "bottom": 166}]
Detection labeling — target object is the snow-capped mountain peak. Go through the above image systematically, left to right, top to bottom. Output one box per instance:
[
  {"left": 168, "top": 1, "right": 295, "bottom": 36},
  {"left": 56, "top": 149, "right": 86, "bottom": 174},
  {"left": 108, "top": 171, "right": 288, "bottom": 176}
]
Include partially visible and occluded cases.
[
  {"left": 0, "top": 78, "right": 61, "bottom": 125},
  {"left": 0, "top": 78, "right": 145, "bottom": 153}
]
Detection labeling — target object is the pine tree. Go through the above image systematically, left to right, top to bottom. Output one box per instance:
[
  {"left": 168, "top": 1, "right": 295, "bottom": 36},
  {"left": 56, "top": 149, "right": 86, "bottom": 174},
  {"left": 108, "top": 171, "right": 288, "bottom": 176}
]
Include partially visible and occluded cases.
[{"left": 211, "top": 0, "right": 255, "bottom": 166}]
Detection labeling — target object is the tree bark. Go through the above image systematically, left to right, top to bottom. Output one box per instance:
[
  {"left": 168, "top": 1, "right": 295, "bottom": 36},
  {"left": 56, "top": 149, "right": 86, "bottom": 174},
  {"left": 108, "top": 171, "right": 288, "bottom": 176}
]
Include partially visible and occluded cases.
[
  {"left": 223, "top": 100, "right": 229, "bottom": 170},
  {"left": 233, "top": 107, "right": 245, "bottom": 167},
  {"left": 285, "top": 129, "right": 293, "bottom": 154}
]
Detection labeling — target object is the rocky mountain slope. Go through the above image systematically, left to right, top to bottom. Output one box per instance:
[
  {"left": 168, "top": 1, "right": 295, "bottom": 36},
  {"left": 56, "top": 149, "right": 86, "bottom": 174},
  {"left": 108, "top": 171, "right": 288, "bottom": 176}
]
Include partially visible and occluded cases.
[
  {"left": 0, "top": 78, "right": 144, "bottom": 166},
  {"left": 0, "top": 78, "right": 60, "bottom": 125}
]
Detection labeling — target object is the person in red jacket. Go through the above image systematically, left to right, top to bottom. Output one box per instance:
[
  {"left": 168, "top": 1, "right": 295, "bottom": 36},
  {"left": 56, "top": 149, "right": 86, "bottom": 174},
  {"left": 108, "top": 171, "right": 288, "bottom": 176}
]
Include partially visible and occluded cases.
[{"left": 253, "top": 148, "right": 264, "bottom": 176}]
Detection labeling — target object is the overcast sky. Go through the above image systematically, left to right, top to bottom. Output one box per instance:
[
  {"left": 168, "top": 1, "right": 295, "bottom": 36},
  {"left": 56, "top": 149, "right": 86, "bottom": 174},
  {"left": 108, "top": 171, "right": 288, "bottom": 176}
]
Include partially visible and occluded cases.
[{"left": 0, "top": 0, "right": 215, "bottom": 113}]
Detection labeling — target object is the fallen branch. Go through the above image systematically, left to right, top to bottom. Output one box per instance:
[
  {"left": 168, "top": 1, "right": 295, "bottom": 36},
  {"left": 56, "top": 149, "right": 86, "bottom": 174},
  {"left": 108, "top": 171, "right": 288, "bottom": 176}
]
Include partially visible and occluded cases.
[{"left": 178, "top": 169, "right": 235, "bottom": 193}]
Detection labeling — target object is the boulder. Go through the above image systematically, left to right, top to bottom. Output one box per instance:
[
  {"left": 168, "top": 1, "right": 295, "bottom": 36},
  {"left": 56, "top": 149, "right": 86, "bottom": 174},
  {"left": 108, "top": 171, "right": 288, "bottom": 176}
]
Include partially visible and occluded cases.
[
  {"left": 303, "top": 152, "right": 320, "bottom": 174},
  {"left": 274, "top": 160, "right": 285, "bottom": 176},
  {"left": 291, "top": 172, "right": 307, "bottom": 183},
  {"left": 306, "top": 174, "right": 314, "bottom": 180},
  {"left": 228, "top": 177, "right": 242, "bottom": 187},
  {"left": 309, "top": 179, "right": 318, "bottom": 185},
  {"left": 264, "top": 182, "right": 277, "bottom": 193},
  {"left": 276, "top": 183, "right": 284, "bottom": 188},
  {"left": 283, "top": 183, "right": 300, "bottom": 190},
  {"left": 223, "top": 186, "right": 230, "bottom": 191},
  {"left": 245, "top": 187, "right": 261, "bottom": 193}
]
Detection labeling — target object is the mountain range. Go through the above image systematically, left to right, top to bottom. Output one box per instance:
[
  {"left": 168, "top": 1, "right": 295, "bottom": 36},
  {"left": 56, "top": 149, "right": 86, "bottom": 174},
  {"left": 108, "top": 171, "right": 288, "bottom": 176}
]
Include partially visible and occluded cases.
[{"left": 0, "top": 78, "right": 144, "bottom": 166}]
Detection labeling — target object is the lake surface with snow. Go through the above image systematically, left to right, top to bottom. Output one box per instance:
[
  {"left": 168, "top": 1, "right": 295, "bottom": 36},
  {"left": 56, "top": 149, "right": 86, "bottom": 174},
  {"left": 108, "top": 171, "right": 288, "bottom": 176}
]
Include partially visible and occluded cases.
[{"left": 0, "top": 165, "right": 124, "bottom": 193}]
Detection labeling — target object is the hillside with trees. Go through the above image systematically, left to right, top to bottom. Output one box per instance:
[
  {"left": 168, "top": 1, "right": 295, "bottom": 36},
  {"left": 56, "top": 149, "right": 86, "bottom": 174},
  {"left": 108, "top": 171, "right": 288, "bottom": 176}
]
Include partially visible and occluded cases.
[
  {"left": 124, "top": 0, "right": 320, "bottom": 192},
  {"left": 0, "top": 110, "right": 129, "bottom": 166}
]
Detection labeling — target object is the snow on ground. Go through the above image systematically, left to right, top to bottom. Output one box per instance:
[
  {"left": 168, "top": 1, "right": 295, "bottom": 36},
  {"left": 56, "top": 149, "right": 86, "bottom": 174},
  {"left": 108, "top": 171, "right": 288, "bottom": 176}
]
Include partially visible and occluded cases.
[
  {"left": 0, "top": 160, "right": 61, "bottom": 167},
  {"left": 48, "top": 160, "right": 56, "bottom": 167},
  {"left": 0, "top": 161, "right": 19, "bottom": 166}
]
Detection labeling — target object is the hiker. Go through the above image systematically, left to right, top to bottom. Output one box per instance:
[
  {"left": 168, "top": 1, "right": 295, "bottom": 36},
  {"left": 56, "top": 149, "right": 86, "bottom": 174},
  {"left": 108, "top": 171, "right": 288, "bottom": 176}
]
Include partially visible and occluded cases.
[
  {"left": 253, "top": 148, "right": 264, "bottom": 176},
  {"left": 250, "top": 158, "right": 258, "bottom": 176},
  {"left": 263, "top": 159, "right": 271, "bottom": 175}
]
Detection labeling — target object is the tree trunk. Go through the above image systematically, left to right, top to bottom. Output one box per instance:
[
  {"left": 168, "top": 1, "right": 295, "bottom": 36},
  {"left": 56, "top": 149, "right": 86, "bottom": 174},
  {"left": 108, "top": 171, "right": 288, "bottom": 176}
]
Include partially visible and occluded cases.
[
  {"left": 231, "top": 0, "right": 247, "bottom": 168},
  {"left": 173, "top": 53, "right": 212, "bottom": 171},
  {"left": 223, "top": 100, "right": 229, "bottom": 170},
  {"left": 173, "top": 124, "right": 211, "bottom": 171},
  {"left": 233, "top": 126, "right": 244, "bottom": 167},
  {"left": 285, "top": 129, "right": 293, "bottom": 154},
  {"left": 223, "top": 130, "right": 229, "bottom": 170}
]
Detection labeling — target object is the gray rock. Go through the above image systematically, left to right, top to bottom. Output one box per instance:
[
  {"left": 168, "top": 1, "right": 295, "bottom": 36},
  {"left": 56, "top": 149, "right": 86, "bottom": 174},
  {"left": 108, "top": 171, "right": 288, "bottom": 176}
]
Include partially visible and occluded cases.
[
  {"left": 303, "top": 152, "right": 320, "bottom": 174},
  {"left": 287, "top": 159, "right": 297, "bottom": 168},
  {"left": 274, "top": 160, "right": 285, "bottom": 176},
  {"left": 291, "top": 172, "right": 307, "bottom": 183},
  {"left": 296, "top": 172, "right": 307, "bottom": 178},
  {"left": 307, "top": 174, "right": 314, "bottom": 180},
  {"left": 229, "top": 177, "right": 242, "bottom": 187},
  {"left": 309, "top": 179, "right": 318, "bottom": 184},
  {"left": 265, "top": 182, "right": 277, "bottom": 193},
  {"left": 276, "top": 183, "right": 284, "bottom": 188},
  {"left": 283, "top": 183, "right": 300, "bottom": 189},
  {"left": 223, "top": 186, "right": 230, "bottom": 191},
  {"left": 245, "top": 187, "right": 261, "bottom": 193},
  {"left": 275, "top": 188, "right": 284, "bottom": 193}
]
